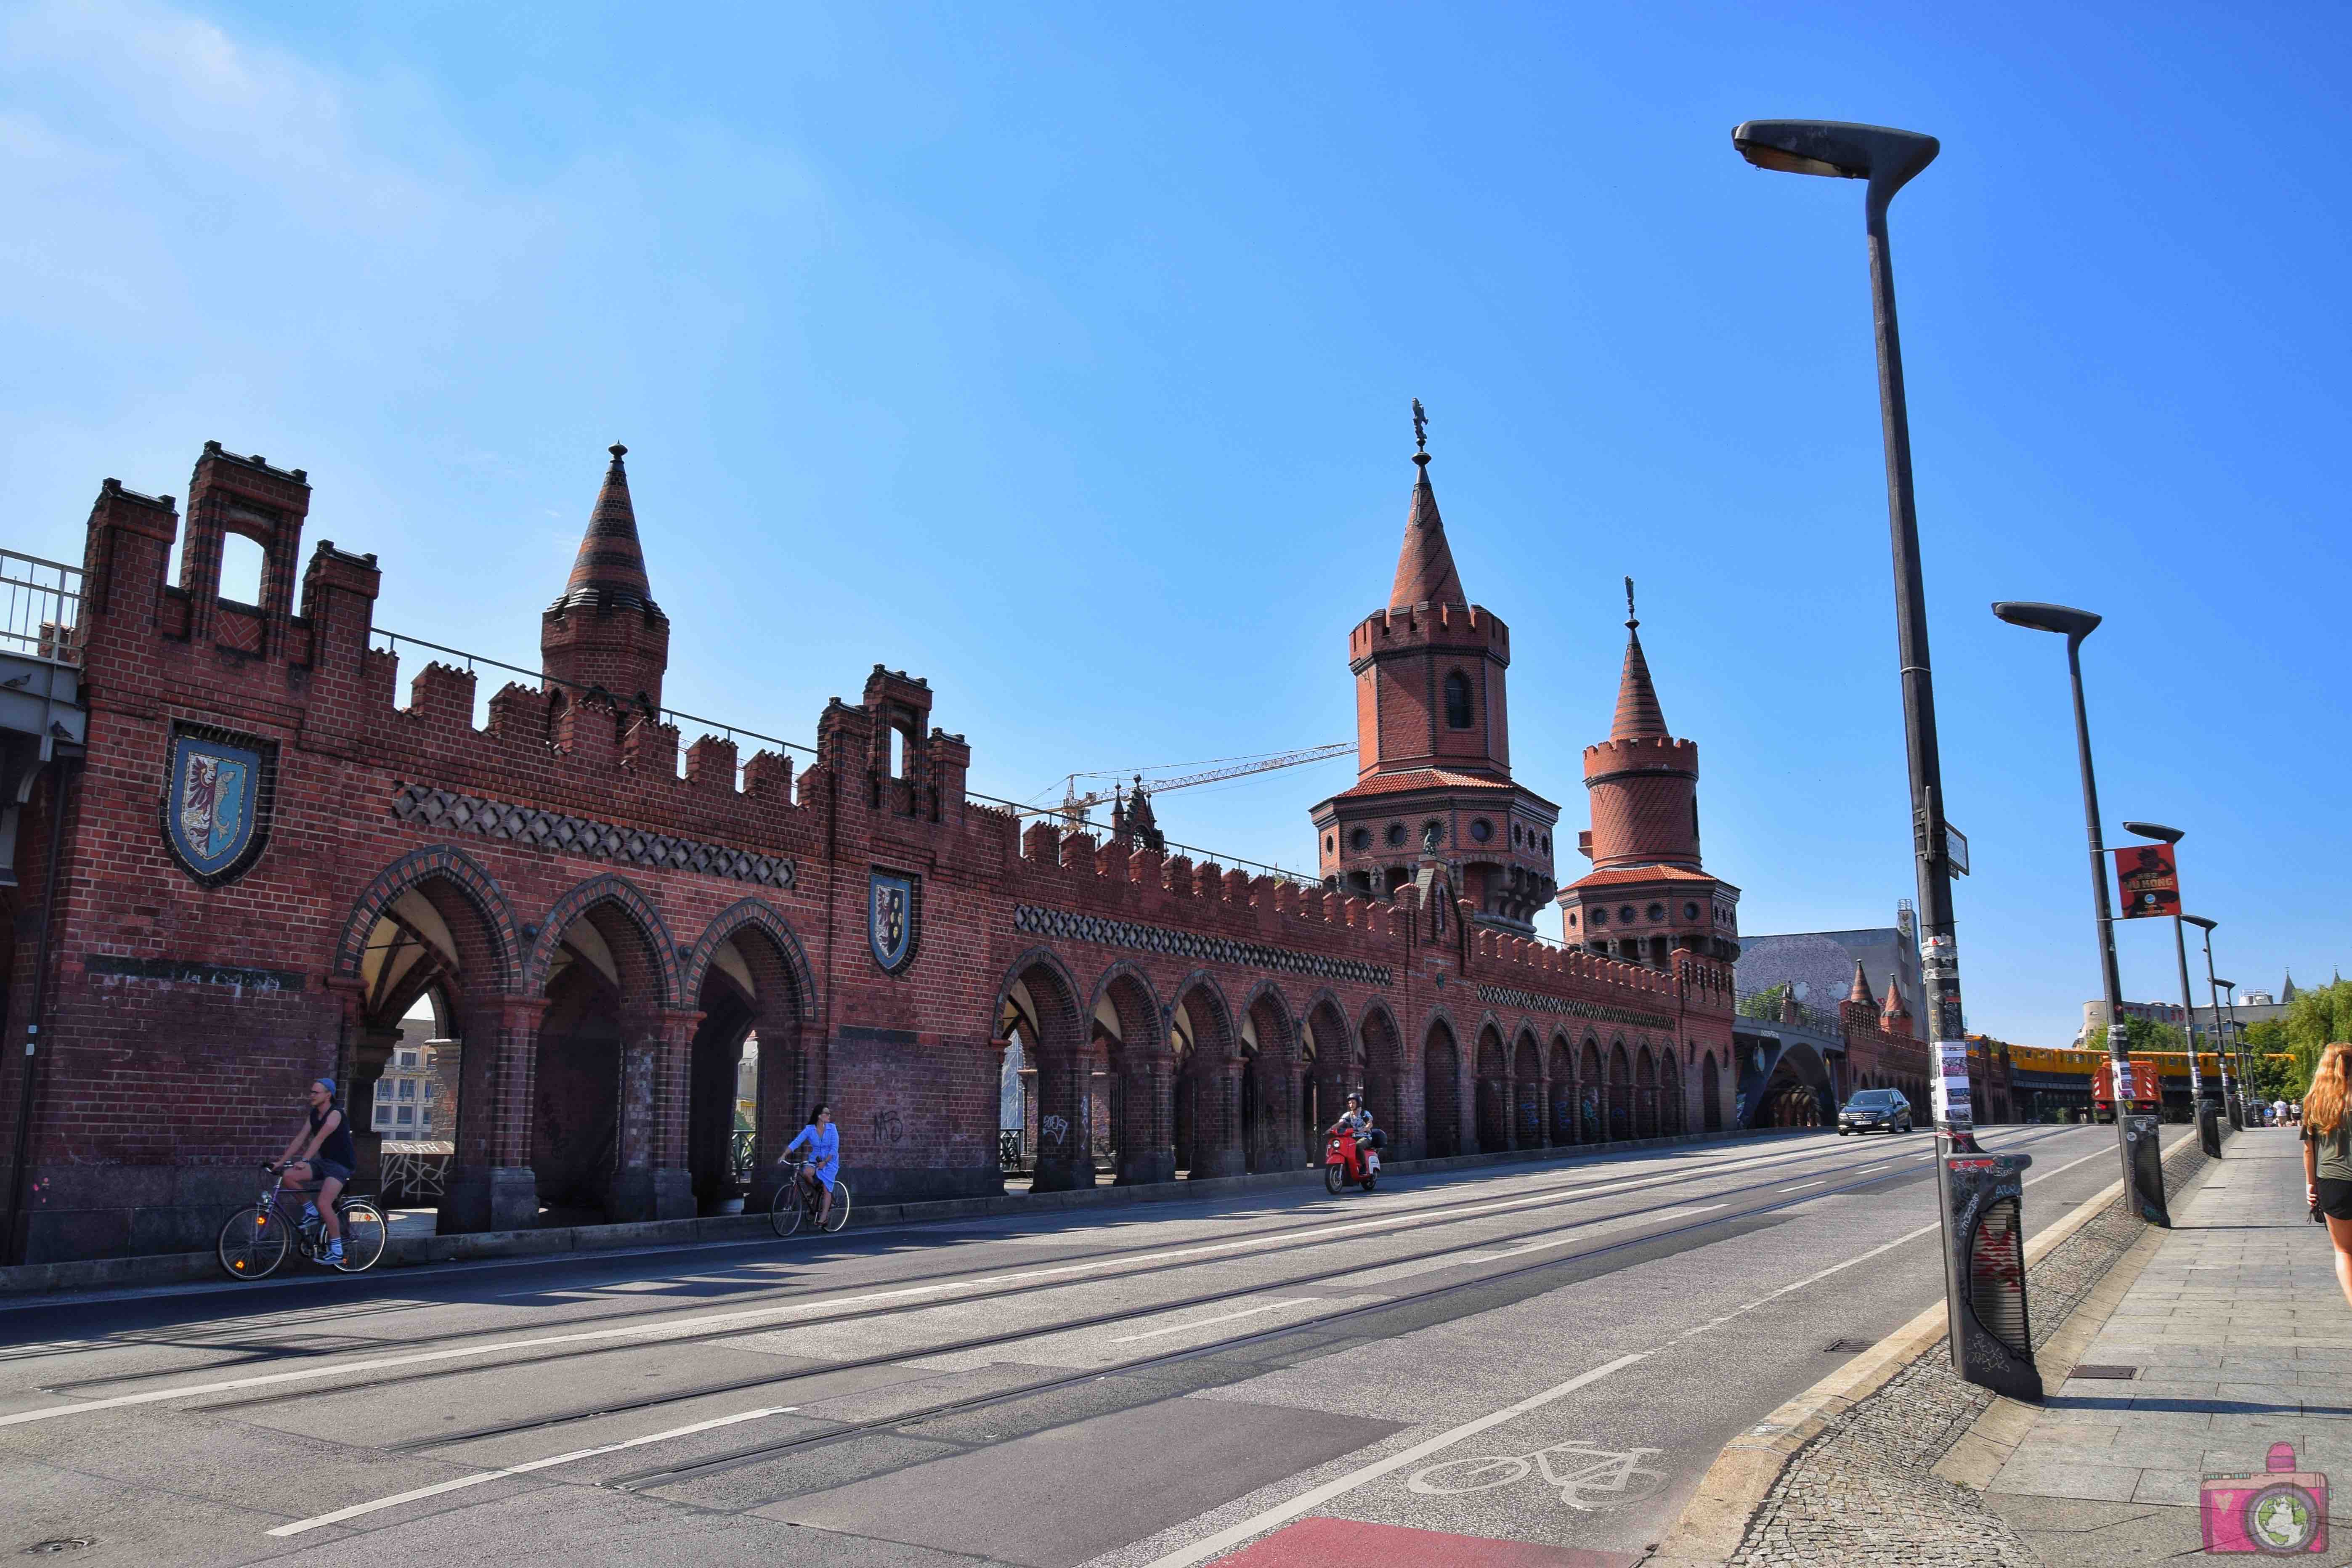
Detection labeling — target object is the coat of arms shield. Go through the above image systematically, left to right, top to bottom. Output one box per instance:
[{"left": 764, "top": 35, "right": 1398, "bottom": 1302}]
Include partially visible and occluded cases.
[
  {"left": 163, "top": 727, "right": 273, "bottom": 885},
  {"left": 868, "top": 868, "right": 920, "bottom": 974}
]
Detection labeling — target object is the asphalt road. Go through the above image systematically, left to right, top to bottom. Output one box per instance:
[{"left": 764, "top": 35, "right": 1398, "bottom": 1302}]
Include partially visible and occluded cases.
[{"left": 0, "top": 1122, "right": 2146, "bottom": 1568}]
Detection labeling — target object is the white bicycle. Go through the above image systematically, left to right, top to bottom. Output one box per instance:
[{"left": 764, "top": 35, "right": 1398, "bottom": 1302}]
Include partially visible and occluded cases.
[{"left": 1408, "top": 1440, "right": 1666, "bottom": 1512}]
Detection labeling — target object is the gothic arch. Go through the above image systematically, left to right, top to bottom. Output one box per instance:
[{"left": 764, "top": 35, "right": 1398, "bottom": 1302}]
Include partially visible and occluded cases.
[
  {"left": 334, "top": 843, "right": 520, "bottom": 992},
  {"left": 526, "top": 872, "right": 681, "bottom": 1004},
  {"left": 682, "top": 898, "right": 816, "bottom": 1021},
  {"left": 1087, "top": 959, "right": 1167, "bottom": 1042}
]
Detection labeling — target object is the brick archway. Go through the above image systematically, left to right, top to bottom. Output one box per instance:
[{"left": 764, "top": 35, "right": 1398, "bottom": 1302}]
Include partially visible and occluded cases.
[
  {"left": 334, "top": 843, "right": 520, "bottom": 992},
  {"left": 526, "top": 872, "right": 682, "bottom": 1005},
  {"left": 683, "top": 899, "right": 817, "bottom": 1215},
  {"left": 996, "top": 948, "right": 1091, "bottom": 1191},
  {"left": 1091, "top": 961, "right": 1169, "bottom": 1186},
  {"left": 1170, "top": 975, "right": 1242, "bottom": 1178}
]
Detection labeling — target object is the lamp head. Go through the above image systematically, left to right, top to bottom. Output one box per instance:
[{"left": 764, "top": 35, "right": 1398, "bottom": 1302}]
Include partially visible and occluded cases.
[
  {"left": 1731, "top": 120, "right": 1939, "bottom": 195},
  {"left": 1992, "top": 600, "right": 2102, "bottom": 643},
  {"left": 2123, "top": 820, "right": 2183, "bottom": 844},
  {"left": 2182, "top": 914, "right": 2217, "bottom": 931},
  {"left": 2216, "top": 979, "right": 2235, "bottom": 991}
]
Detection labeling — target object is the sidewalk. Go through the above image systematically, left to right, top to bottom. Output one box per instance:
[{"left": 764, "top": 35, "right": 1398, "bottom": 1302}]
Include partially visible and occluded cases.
[{"left": 1980, "top": 1128, "right": 2352, "bottom": 1563}]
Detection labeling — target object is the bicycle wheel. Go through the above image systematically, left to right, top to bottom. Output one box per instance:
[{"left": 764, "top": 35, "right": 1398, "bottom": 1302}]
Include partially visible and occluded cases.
[
  {"left": 819, "top": 1180, "right": 851, "bottom": 1234},
  {"left": 770, "top": 1181, "right": 804, "bottom": 1238},
  {"left": 335, "top": 1200, "right": 388, "bottom": 1273},
  {"left": 218, "top": 1205, "right": 289, "bottom": 1281},
  {"left": 1407, "top": 1454, "right": 1530, "bottom": 1495}
]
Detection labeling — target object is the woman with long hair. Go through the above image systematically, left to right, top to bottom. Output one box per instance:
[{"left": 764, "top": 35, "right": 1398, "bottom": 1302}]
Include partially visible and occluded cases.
[{"left": 2301, "top": 1043, "right": 2352, "bottom": 1311}]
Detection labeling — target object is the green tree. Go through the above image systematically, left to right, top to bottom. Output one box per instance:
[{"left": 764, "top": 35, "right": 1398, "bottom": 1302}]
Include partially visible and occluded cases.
[
  {"left": 2282, "top": 979, "right": 2352, "bottom": 1088},
  {"left": 1737, "top": 984, "right": 1791, "bottom": 1022},
  {"left": 2123, "top": 1015, "right": 2186, "bottom": 1054},
  {"left": 2244, "top": 1019, "right": 2299, "bottom": 1101}
]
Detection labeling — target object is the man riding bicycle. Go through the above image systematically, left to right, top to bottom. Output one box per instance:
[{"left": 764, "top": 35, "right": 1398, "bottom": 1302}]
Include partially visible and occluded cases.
[
  {"left": 269, "top": 1077, "right": 354, "bottom": 1267},
  {"left": 780, "top": 1101, "right": 839, "bottom": 1228}
]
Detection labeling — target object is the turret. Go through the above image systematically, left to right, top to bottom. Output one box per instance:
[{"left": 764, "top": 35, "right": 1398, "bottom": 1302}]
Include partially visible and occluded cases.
[{"left": 542, "top": 444, "right": 669, "bottom": 714}]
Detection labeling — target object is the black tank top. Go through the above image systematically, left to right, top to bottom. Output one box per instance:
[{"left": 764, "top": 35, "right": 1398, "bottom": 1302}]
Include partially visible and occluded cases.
[{"left": 311, "top": 1102, "right": 356, "bottom": 1168}]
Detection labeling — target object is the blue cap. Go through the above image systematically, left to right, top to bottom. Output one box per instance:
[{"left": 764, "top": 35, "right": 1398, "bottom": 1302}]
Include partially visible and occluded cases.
[{"left": 315, "top": 1076, "right": 337, "bottom": 1096}]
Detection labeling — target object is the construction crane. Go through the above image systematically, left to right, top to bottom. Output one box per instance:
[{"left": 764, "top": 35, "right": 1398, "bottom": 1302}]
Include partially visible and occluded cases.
[{"left": 1025, "top": 744, "right": 1354, "bottom": 838}]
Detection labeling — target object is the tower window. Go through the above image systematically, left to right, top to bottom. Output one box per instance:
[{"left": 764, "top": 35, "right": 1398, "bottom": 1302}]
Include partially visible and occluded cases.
[
  {"left": 1443, "top": 671, "right": 1473, "bottom": 730},
  {"left": 1470, "top": 818, "right": 1493, "bottom": 844},
  {"left": 1386, "top": 822, "right": 1406, "bottom": 847},
  {"left": 1351, "top": 827, "right": 1371, "bottom": 852}
]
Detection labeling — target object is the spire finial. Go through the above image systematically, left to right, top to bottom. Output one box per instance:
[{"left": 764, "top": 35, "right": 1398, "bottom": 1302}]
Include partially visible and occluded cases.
[
  {"left": 1412, "top": 398, "right": 1428, "bottom": 455},
  {"left": 609, "top": 443, "right": 627, "bottom": 462},
  {"left": 1624, "top": 575, "right": 1638, "bottom": 629}
]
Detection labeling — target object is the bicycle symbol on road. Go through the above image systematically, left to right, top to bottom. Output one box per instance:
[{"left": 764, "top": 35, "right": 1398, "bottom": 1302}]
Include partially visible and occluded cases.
[{"left": 1407, "top": 1441, "right": 1666, "bottom": 1512}]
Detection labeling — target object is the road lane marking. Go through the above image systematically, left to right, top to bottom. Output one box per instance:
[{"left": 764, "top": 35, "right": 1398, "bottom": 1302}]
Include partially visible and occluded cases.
[
  {"left": 1136, "top": 1133, "right": 2133, "bottom": 1567},
  {"left": 0, "top": 1149, "right": 1908, "bottom": 1427},
  {"left": 1859, "top": 1165, "right": 1887, "bottom": 1173},
  {"left": 1779, "top": 1182, "right": 1824, "bottom": 1191},
  {"left": 1109, "top": 1300, "right": 1318, "bottom": 1344},
  {"left": 265, "top": 1405, "right": 798, "bottom": 1536}
]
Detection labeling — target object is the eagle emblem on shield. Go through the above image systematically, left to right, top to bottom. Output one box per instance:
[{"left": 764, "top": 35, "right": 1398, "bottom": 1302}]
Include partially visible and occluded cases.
[
  {"left": 163, "top": 727, "right": 273, "bottom": 885},
  {"left": 868, "top": 868, "right": 920, "bottom": 974}
]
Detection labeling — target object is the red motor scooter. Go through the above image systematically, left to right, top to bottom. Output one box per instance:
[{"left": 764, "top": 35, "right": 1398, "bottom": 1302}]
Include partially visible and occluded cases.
[{"left": 1324, "top": 1128, "right": 1377, "bottom": 1194}]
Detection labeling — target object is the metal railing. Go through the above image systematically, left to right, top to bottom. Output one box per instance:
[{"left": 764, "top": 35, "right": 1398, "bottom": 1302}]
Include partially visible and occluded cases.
[
  {"left": 0, "top": 549, "right": 82, "bottom": 666},
  {"left": 1734, "top": 984, "right": 1848, "bottom": 1042},
  {"left": 730, "top": 1127, "right": 757, "bottom": 1184}
]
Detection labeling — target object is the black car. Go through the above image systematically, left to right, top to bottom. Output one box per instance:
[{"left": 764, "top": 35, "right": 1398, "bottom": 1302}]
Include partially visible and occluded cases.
[{"left": 1838, "top": 1088, "right": 1912, "bottom": 1135}]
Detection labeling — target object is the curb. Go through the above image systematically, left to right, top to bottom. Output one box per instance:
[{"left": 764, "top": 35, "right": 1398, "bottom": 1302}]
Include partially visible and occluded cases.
[
  {"left": 0, "top": 1125, "right": 1792, "bottom": 1300},
  {"left": 1652, "top": 1126, "right": 2201, "bottom": 1565}
]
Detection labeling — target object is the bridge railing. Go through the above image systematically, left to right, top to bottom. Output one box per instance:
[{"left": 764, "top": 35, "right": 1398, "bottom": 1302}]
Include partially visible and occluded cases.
[
  {"left": 0, "top": 549, "right": 82, "bottom": 666},
  {"left": 1734, "top": 984, "right": 1848, "bottom": 1043}
]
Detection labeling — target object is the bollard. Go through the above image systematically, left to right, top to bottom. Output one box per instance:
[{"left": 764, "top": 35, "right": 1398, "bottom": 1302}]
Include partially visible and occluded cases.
[
  {"left": 2199, "top": 1100, "right": 2224, "bottom": 1159},
  {"left": 2124, "top": 1114, "right": 2171, "bottom": 1226},
  {"left": 1945, "top": 1149, "right": 2041, "bottom": 1401}
]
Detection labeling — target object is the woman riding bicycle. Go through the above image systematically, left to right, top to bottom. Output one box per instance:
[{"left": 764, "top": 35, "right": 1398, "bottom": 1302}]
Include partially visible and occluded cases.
[
  {"left": 271, "top": 1077, "right": 354, "bottom": 1267},
  {"left": 780, "top": 1102, "right": 839, "bottom": 1228}
]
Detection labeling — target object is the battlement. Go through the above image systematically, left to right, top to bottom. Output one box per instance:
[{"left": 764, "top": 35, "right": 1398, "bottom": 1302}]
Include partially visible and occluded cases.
[
  {"left": 1349, "top": 602, "right": 1508, "bottom": 664},
  {"left": 1582, "top": 733, "right": 1699, "bottom": 782}
]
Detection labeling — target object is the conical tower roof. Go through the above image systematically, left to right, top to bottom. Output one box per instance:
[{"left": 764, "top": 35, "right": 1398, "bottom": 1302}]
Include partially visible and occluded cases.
[
  {"left": 554, "top": 444, "right": 661, "bottom": 616},
  {"left": 1389, "top": 452, "right": 1467, "bottom": 609},
  {"left": 1610, "top": 580, "right": 1670, "bottom": 741},
  {"left": 1848, "top": 960, "right": 1876, "bottom": 1008},
  {"left": 2282, "top": 969, "right": 2299, "bottom": 1001},
  {"left": 1882, "top": 970, "right": 1910, "bottom": 1019}
]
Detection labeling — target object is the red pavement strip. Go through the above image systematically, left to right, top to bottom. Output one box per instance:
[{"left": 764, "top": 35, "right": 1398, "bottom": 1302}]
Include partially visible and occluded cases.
[{"left": 1207, "top": 1517, "right": 1641, "bottom": 1567}]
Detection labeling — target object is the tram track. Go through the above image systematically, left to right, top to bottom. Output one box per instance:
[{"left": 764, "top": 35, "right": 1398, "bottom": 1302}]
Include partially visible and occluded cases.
[
  {"left": 14, "top": 1125, "right": 2073, "bottom": 1415},
  {"left": 19, "top": 1130, "right": 1912, "bottom": 1395},
  {"left": 197, "top": 1134, "right": 1997, "bottom": 1444}
]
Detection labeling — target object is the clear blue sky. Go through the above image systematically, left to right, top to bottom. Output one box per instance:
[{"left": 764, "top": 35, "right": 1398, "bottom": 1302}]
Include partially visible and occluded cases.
[{"left": 5, "top": 0, "right": 2344, "bottom": 1045}]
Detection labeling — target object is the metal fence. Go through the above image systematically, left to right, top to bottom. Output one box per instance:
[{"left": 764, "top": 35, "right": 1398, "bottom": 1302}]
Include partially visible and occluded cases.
[
  {"left": 0, "top": 549, "right": 82, "bottom": 666},
  {"left": 1734, "top": 985, "right": 1848, "bottom": 1041},
  {"left": 379, "top": 1141, "right": 452, "bottom": 1204}
]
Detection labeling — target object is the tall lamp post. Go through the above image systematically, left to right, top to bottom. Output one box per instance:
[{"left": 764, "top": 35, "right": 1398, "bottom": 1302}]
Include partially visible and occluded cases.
[
  {"left": 1735, "top": 121, "right": 2040, "bottom": 1401},
  {"left": 1991, "top": 601, "right": 2169, "bottom": 1226},
  {"left": 2121, "top": 822, "right": 2214, "bottom": 1129},
  {"left": 2184, "top": 916, "right": 2236, "bottom": 1128}
]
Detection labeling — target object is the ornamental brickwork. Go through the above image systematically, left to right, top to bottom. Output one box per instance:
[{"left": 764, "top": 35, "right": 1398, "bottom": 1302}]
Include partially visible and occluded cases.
[{"left": 0, "top": 437, "right": 1737, "bottom": 1264}]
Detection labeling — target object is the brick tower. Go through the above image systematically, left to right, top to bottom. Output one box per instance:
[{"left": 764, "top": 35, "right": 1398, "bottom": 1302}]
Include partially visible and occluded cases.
[
  {"left": 1311, "top": 422, "right": 1558, "bottom": 931},
  {"left": 542, "top": 443, "right": 669, "bottom": 713},
  {"left": 1558, "top": 586, "right": 1741, "bottom": 965}
]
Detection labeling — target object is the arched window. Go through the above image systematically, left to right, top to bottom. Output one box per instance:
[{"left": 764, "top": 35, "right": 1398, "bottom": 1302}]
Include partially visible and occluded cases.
[{"left": 1443, "top": 671, "right": 1472, "bottom": 730}]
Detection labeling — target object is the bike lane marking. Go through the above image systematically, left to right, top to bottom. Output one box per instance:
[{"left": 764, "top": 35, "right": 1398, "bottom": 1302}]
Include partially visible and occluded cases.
[
  {"left": 1136, "top": 1138, "right": 2124, "bottom": 1568},
  {"left": 0, "top": 1147, "right": 1912, "bottom": 1427},
  {"left": 1110, "top": 1300, "right": 1322, "bottom": 1345},
  {"left": 264, "top": 1405, "right": 799, "bottom": 1537}
]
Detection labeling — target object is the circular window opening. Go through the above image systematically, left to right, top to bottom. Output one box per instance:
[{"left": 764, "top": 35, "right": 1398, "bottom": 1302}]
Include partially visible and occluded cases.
[
  {"left": 1470, "top": 818, "right": 1493, "bottom": 843},
  {"left": 1423, "top": 820, "right": 1444, "bottom": 847},
  {"left": 1386, "top": 822, "right": 1406, "bottom": 847},
  {"left": 1351, "top": 827, "right": 1371, "bottom": 852},
  {"left": 1542, "top": 833, "right": 1550, "bottom": 852},
  {"left": 1683, "top": 901, "right": 1700, "bottom": 921},
  {"left": 1646, "top": 903, "right": 1665, "bottom": 922},
  {"left": 1618, "top": 906, "right": 1638, "bottom": 924},
  {"left": 1590, "top": 907, "right": 1607, "bottom": 927},
  {"left": 1567, "top": 910, "right": 1579, "bottom": 926}
]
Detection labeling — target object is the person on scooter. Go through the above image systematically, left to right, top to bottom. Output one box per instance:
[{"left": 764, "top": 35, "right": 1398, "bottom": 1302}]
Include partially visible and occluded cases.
[{"left": 1329, "top": 1093, "right": 1380, "bottom": 1176}]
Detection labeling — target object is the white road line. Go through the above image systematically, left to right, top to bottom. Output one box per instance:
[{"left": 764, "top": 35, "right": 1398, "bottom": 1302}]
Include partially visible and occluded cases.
[
  {"left": 1136, "top": 1132, "right": 2134, "bottom": 1568},
  {"left": 0, "top": 1146, "right": 1893, "bottom": 1429},
  {"left": 1859, "top": 1165, "right": 1887, "bottom": 1173},
  {"left": 1779, "top": 1182, "right": 1824, "bottom": 1191},
  {"left": 1110, "top": 1300, "right": 1317, "bottom": 1344},
  {"left": 1140, "top": 1353, "right": 1653, "bottom": 1568},
  {"left": 265, "top": 1405, "right": 797, "bottom": 1537}
]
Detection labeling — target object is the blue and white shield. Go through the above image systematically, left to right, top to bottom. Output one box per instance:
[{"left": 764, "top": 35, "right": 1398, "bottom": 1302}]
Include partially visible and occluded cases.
[
  {"left": 165, "top": 730, "right": 269, "bottom": 883},
  {"left": 868, "top": 869, "right": 919, "bottom": 974}
]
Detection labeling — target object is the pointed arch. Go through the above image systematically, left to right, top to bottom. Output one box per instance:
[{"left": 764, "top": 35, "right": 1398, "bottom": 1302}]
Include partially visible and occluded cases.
[
  {"left": 335, "top": 843, "right": 520, "bottom": 992},
  {"left": 526, "top": 872, "right": 681, "bottom": 1005},
  {"left": 683, "top": 899, "right": 816, "bottom": 1022},
  {"left": 996, "top": 947, "right": 1092, "bottom": 1191},
  {"left": 1092, "top": 961, "right": 1170, "bottom": 1185},
  {"left": 1171, "top": 973, "right": 1243, "bottom": 1178},
  {"left": 1358, "top": 1000, "right": 1405, "bottom": 1151},
  {"left": 1425, "top": 1016, "right": 1463, "bottom": 1158},
  {"left": 1548, "top": 1032, "right": 1576, "bottom": 1145}
]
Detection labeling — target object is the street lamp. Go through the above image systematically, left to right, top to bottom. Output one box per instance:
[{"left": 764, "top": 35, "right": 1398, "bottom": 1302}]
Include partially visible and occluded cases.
[
  {"left": 1737, "top": 119, "right": 2039, "bottom": 1401},
  {"left": 1991, "top": 600, "right": 2169, "bottom": 1226},
  {"left": 2122, "top": 822, "right": 2212, "bottom": 1125},
  {"left": 2184, "top": 915, "right": 2238, "bottom": 1128}
]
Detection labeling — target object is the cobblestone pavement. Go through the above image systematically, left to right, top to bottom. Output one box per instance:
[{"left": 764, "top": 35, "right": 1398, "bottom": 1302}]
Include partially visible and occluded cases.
[{"left": 1723, "top": 1130, "right": 2212, "bottom": 1568}]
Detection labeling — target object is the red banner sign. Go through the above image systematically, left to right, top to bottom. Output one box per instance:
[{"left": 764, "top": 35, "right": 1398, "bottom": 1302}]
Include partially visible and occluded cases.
[{"left": 2113, "top": 842, "right": 2181, "bottom": 919}]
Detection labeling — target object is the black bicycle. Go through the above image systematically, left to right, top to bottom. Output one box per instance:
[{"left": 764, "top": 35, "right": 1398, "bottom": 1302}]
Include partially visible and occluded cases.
[
  {"left": 769, "top": 1158, "right": 850, "bottom": 1238},
  {"left": 217, "top": 1163, "right": 388, "bottom": 1279}
]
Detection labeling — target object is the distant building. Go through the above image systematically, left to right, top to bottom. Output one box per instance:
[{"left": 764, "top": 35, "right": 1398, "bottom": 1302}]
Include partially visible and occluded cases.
[
  {"left": 1735, "top": 902, "right": 1923, "bottom": 1027},
  {"left": 2080, "top": 984, "right": 2291, "bottom": 1046}
]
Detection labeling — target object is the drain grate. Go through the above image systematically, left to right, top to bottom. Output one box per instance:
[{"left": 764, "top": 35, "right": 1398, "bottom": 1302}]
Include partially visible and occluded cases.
[
  {"left": 1823, "top": 1338, "right": 1874, "bottom": 1353},
  {"left": 2069, "top": 1364, "right": 2138, "bottom": 1380}
]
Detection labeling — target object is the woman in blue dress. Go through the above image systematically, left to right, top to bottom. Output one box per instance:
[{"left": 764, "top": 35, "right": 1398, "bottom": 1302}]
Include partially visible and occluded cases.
[{"left": 781, "top": 1102, "right": 840, "bottom": 1227}]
